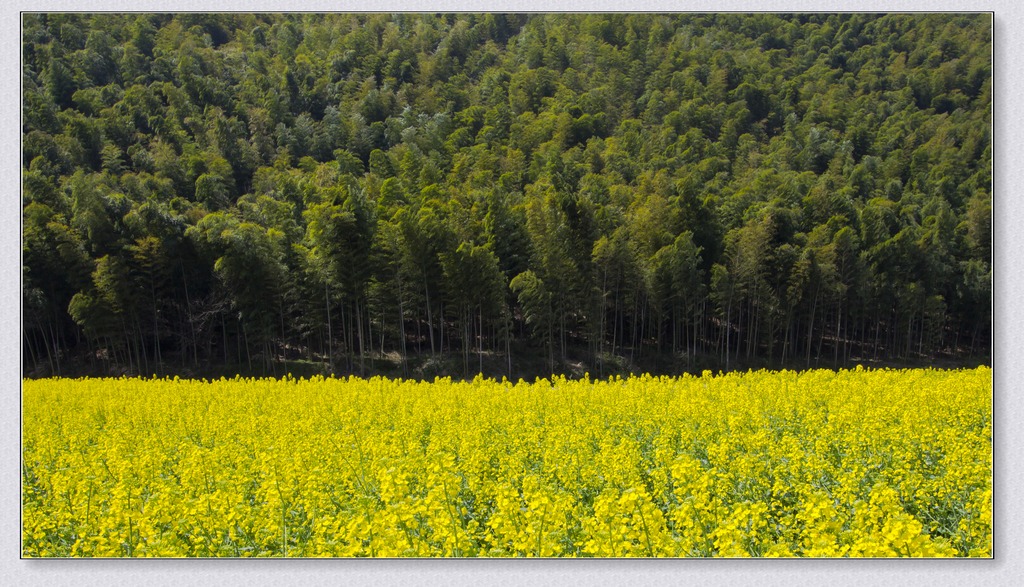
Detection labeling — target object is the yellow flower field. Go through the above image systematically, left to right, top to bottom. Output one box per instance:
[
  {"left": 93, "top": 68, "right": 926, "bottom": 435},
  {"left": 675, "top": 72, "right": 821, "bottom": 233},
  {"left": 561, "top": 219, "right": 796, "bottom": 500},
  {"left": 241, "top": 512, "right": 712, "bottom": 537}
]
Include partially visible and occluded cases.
[{"left": 22, "top": 367, "right": 992, "bottom": 557}]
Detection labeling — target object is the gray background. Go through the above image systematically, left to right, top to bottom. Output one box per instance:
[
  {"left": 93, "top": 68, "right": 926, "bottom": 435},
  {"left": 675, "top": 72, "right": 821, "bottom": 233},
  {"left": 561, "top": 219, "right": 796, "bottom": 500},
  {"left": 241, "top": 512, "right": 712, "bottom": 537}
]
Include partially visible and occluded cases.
[{"left": 3, "top": 2, "right": 1015, "bottom": 585}]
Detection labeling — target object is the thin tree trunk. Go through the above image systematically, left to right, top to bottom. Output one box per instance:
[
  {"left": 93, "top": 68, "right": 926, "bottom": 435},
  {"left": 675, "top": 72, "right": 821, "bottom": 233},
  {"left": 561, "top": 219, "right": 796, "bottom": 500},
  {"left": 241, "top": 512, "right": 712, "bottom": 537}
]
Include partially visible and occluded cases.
[
  {"left": 181, "top": 263, "right": 199, "bottom": 366},
  {"left": 599, "top": 268, "right": 607, "bottom": 376},
  {"left": 425, "top": 280, "right": 435, "bottom": 357},
  {"left": 398, "top": 281, "right": 407, "bottom": 376},
  {"left": 151, "top": 282, "right": 162, "bottom": 376},
  {"left": 325, "top": 283, "right": 334, "bottom": 374},
  {"left": 806, "top": 287, "right": 818, "bottom": 368},
  {"left": 610, "top": 290, "right": 616, "bottom": 360},
  {"left": 725, "top": 293, "right": 732, "bottom": 372},
  {"left": 278, "top": 296, "right": 286, "bottom": 360},
  {"left": 629, "top": 296, "right": 637, "bottom": 366},
  {"left": 356, "top": 298, "right": 365, "bottom": 375},
  {"left": 341, "top": 299, "right": 351, "bottom": 372},
  {"left": 415, "top": 300, "right": 422, "bottom": 355},
  {"left": 366, "top": 301, "right": 375, "bottom": 373},
  {"left": 548, "top": 301, "right": 555, "bottom": 375},
  {"left": 834, "top": 302, "right": 841, "bottom": 365},
  {"left": 692, "top": 303, "right": 698, "bottom": 369},
  {"left": 820, "top": 304, "right": 829, "bottom": 364},
  {"left": 379, "top": 307, "right": 386, "bottom": 358},
  {"left": 461, "top": 307, "right": 469, "bottom": 377},
  {"left": 560, "top": 308, "right": 567, "bottom": 362},
  {"left": 781, "top": 309, "right": 792, "bottom": 365},
  {"left": 906, "top": 310, "right": 914, "bottom": 360},
  {"left": 918, "top": 311, "right": 926, "bottom": 357},
  {"left": 52, "top": 312, "right": 64, "bottom": 376},
  {"left": 221, "top": 312, "right": 228, "bottom": 365},
  {"left": 235, "top": 314, "right": 243, "bottom": 367},
  {"left": 873, "top": 314, "right": 880, "bottom": 360},
  {"left": 133, "top": 316, "right": 148, "bottom": 375},
  {"left": 39, "top": 318, "right": 55, "bottom": 375},
  {"left": 242, "top": 319, "right": 252, "bottom": 373},
  {"left": 123, "top": 322, "right": 134, "bottom": 375},
  {"left": 970, "top": 322, "right": 979, "bottom": 357},
  {"left": 25, "top": 330, "right": 40, "bottom": 373},
  {"left": 105, "top": 335, "right": 116, "bottom": 372}
]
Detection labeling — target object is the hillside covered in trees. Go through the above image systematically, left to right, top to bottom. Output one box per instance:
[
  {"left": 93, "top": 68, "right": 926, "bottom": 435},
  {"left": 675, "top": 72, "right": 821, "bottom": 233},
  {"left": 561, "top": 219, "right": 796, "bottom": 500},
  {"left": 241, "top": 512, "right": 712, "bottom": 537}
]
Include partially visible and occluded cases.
[{"left": 21, "top": 13, "right": 991, "bottom": 379}]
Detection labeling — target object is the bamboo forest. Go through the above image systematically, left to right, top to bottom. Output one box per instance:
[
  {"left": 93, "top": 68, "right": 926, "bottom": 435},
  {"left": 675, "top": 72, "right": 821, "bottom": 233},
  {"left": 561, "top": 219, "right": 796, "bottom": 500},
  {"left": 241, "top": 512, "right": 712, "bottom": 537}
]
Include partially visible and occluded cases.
[{"left": 21, "top": 14, "right": 991, "bottom": 379}]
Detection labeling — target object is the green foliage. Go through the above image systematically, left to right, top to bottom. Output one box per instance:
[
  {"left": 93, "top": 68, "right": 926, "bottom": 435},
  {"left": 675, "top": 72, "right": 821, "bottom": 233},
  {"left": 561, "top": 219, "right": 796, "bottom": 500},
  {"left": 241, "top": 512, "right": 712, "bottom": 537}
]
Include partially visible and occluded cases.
[{"left": 22, "top": 13, "right": 991, "bottom": 377}]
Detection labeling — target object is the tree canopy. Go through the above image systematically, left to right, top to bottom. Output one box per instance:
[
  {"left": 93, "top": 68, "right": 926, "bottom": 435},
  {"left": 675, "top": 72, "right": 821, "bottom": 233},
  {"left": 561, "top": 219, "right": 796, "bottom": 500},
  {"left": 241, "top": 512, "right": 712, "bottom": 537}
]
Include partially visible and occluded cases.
[{"left": 22, "top": 13, "right": 991, "bottom": 379}]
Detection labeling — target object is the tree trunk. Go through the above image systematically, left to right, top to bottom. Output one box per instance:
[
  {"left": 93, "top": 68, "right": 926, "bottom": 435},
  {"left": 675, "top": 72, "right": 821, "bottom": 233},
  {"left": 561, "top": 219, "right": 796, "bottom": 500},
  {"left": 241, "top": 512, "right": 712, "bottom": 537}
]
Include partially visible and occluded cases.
[
  {"left": 181, "top": 263, "right": 199, "bottom": 366},
  {"left": 599, "top": 268, "right": 607, "bottom": 376},
  {"left": 425, "top": 280, "right": 435, "bottom": 357},
  {"left": 398, "top": 281, "right": 407, "bottom": 376},
  {"left": 151, "top": 282, "right": 162, "bottom": 376},
  {"left": 325, "top": 283, "right": 334, "bottom": 374},
  {"left": 806, "top": 287, "right": 818, "bottom": 368},
  {"left": 612, "top": 288, "right": 619, "bottom": 360},
  {"left": 725, "top": 293, "right": 732, "bottom": 372},
  {"left": 356, "top": 298, "right": 365, "bottom": 375},
  {"left": 341, "top": 299, "right": 351, "bottom": 372},
  {"left": 415, "top": 300, "right": 422, "bottom": 355},
  {"left": 436, "top": 301, "right": 442, "bottom": 356},
  {"left": 834, "top": 302, "right": 841, "bottom": 365},
  {"left": 462, "top": 307, "right": 469, "bottom": 378},
  {"left": 560, "top": 308, "right": 567, "bottom": 362},
  {"left": 781, "top": 308, "right": 792, "bottom": 365},
  {"left": 221, "top": 312, "right": 229, "bottom": 365},
  {"left": 506, "top": 314, "right": 512, "bottom": 378},
  {"left": 873, "top": 314, "right": 880, "bottom": 360},
  {"left": 38, "top": 317, "right": 55, "bottom": 375},
  {"left": 242, "top": 319, "right": 252, "bottom": 373},
  {"left": 122, "top": 320, "right": 134, "bottom": 375},
  {"left": 25, "top": 330, "right": 40, "bottom": 374}
]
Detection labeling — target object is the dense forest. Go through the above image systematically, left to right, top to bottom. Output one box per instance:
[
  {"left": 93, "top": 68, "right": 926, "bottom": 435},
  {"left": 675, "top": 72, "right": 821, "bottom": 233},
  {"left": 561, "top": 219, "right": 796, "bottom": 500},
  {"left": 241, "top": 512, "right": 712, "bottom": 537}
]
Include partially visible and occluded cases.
[{"left": 21, "top": 13, "right": 991, "bottom": 379}]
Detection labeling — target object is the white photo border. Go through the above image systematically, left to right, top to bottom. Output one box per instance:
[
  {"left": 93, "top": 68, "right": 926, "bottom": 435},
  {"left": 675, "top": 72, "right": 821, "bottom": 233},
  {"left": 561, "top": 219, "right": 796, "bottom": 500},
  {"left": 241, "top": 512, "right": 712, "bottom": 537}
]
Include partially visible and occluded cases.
[{"left": 4, "top": 2, "right": 1015, "bottom": 586}]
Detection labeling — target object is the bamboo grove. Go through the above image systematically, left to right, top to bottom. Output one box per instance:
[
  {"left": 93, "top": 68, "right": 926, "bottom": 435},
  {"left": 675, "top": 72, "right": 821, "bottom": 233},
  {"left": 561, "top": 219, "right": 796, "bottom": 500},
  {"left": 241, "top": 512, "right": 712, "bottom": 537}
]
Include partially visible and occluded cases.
[{"left": 21, "top": 14, "right": 991, "bottom": 378}]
